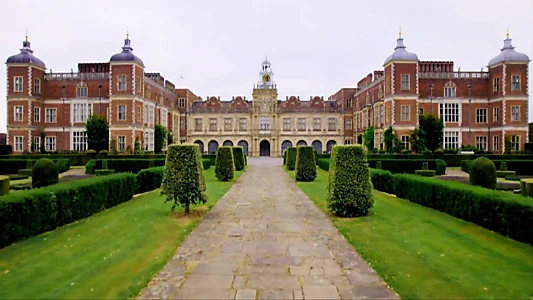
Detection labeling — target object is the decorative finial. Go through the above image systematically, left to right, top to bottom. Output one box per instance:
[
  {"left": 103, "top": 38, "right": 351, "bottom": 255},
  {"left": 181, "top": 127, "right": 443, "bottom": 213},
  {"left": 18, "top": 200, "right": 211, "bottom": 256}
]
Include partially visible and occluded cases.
[
  {"left": 399, "top": 26, "right": 402, "bottom": 38},
  {"left": 506, "top": 27, "right": 510, "bottom": 39},
  {"left": 126, "top": 28, "right": 129, "bottom": 39},
  {"left": 25, "top": 30, "right": 28, "bottom": 41}
]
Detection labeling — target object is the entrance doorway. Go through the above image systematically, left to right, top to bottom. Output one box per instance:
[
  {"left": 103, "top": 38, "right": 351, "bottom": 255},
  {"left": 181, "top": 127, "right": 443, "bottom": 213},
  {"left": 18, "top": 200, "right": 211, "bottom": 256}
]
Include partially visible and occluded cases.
[{"left": 260, "top": 140, "right": 271, "bottom": 157}]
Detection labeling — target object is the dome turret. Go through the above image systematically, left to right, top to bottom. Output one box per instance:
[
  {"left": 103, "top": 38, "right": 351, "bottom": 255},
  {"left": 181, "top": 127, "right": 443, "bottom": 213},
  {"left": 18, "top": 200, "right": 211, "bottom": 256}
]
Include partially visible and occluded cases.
[
  {"left": 383, "top": 31, "right": 418, "bottom": 66},
  {"left": 109, "top": 33, "right": 144, "bottom": 66},
  {"left": 488, "top": 33, "right": 530, "bottom": 66},
  {"left": 6, "top": 34, "right": 46, "bottom": 68}
]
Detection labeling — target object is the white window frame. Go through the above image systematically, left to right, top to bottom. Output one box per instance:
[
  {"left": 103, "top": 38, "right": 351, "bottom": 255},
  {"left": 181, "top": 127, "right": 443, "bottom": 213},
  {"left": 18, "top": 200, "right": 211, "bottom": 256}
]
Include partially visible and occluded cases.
[
  {"left": 401, "top": 74, "right": 410, "bottom": 90},
  {"left": 118, "top": 75, "right": 127, "bottom": 91},
  {"left": 511, "top": 75, "right": 521, "bottom": 91},
  {"left": 14, "top": 76, "right": 23, "bottom": 92},
  {"left": 493, "top": 77, "right": 500, "bottom": 92},
  {"left": 34, "top": 78, "right": 41, "bottom": 94},
  {"left": 76, "top": 86, "right": 88, "bottom": 98},
  {"left": 444, "top": 86, "right": 456, "bottom": 98},
  {"left": 178, "top": 98, "right": 186, "bottom": 108},
  {"left": 73, "top": 103, "right": 92, "bottom": 123},
  {"left": 439, "top": 103, "right": 460, "bottom": 123},
  {"left": 117, "top": 105, "right": 127, "bottom": 121},
  {"left": 379, "top": 105, "right": 384, "bottom": 123},
  {"left": 401, "top": 105, "right": 410, "bottom": 121},
  {"left": 14, "top": 106, "right": 23, "bottom": 122},
  {"left": 511, "top": 106, "right": 520, "bottom": 122},
  {"left": 34, "top": 107, "right": 40, "bottom": 122},
  {"left": 493, "top": 107, "right": 499, "bottom": 123},
  {"left": 45, "top": 108, "right": 57, "bottom": 123},
  {"left": 161, "top": 108, "right": 168, "bottom": 127},
  {"left": 476, "top": 108, "right": 487, "bottom": 123},
  {"left": 260, "top": 116, "right": 270, "bottom": 130},
  {"left": 194, "top": 118, "right": 202, "bottom": 131},
  {"left": 209, "top": 118, "right": 217, "bottom": 131},
  {"left": 224, "top": 118, "right": 232, "bottom": 131},
  {"left": 239, "top": 118, "right": 247, "bottom": 131},
  {"left": 283, "top": 118, "right": 291, "bottom": 131},
  {"left": 297, "top": 118, "right": 306, "bottom": 131},
  {"left": 313, "top": 118, "right": 321, "bottom": 130},
  {"left": 328, "top": 118, "right": 336, "bottom": 131},
  {"left": 346, "top": 119, "right": 352, "bottom": 130},
  {"left": 143, "top": 129, "right": 154, "bottom": 151},
  {"left": 72, "top": 131, "right": 88, "bottom": 152},
  {"left": 443, "top": 131, "right": 460, "bottom": 149},
  {"left": 401, "top": 135, "right": 410, "bottom": 150},
  {"left": 493, "top": 135, "right": 500, "bottom": 152},
  {"left": 511, "top": 135, "right": 520, "bottom": 151},
  {"left": 14, "top": 136, "right": 23, "bottom": 152},
  {"left": 33, "top": 136, "right": 41, "bottom": 151},
  {"left": 45, "top": 136, "right": 57, "bottom": 152},
  {"left": 117, "top": 136, "right": 126, "bottom": 151},
  {"left": 475, "top": 136, "right": 488, "bottom": 151}
]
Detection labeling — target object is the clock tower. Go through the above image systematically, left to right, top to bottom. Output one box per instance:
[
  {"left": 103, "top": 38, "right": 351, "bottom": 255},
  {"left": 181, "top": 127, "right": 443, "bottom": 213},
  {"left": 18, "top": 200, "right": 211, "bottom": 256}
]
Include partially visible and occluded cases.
[{"left": 257, "top": 56, "right": 275, "bottom": 89}]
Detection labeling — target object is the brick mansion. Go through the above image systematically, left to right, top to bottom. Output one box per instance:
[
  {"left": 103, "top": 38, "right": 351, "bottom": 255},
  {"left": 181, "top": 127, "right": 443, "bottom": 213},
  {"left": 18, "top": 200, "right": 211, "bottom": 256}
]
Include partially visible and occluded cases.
[{"left": 5, "top": 31, "right": 530, "bottom": 156}]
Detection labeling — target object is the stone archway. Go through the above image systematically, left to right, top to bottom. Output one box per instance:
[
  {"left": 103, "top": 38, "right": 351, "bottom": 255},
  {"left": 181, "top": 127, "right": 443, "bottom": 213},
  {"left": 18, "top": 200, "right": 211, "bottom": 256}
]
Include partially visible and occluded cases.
[
  {"left": 194, "top": 140, "right": 205, "bottom": 153},
  {"left": 208, "top": 140, "right": 219, "bottom": 154},
  {"left": 223, "top": 140, "right": 233, "bottom": 147},
  {"left": 238, "top": 140, "right": 249, "bottom": 156},
  {"left": 260, "top": 140, "right": 271, "bottom": 157},
  {"left": 281, "top": 140, "right": 292, "bottom": 157},
  {"left": 297, "top": 140, "right": 307, "bottom": 146},
  {"left": 312, "top": 140, "right": 323, "bottom": 154},
  {"left": 326, "top": 140, "right": 337, "bottom": 153}
]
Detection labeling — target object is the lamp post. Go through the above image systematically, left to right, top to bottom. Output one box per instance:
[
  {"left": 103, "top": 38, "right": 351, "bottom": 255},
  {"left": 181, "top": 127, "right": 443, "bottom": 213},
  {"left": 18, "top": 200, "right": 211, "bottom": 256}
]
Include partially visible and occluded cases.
[
  {"left": 429, "top": 83, "right": 434, "bottom": 113},
  {"left": 98, "top": 84, "right": 102, "bottom": 115},
  {"left": 468, "top": 84, "right": 472, "bottom": 145},
  {"left": 62, "top": 85, "right": 66, "bottom": 152}
]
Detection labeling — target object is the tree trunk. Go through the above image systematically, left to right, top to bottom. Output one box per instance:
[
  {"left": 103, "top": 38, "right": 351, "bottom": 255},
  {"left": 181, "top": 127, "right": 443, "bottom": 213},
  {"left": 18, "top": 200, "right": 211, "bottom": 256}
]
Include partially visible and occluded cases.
[{"left": 185, "top": 202, "right": 190, "bottom": 215}]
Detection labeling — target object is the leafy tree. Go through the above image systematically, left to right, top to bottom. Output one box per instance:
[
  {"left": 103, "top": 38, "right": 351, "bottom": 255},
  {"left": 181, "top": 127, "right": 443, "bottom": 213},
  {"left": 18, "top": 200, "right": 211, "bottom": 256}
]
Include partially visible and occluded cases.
[
  {"left": 419, "top": 114, "right": 443, "bottom": 152},
  {"left": 85, "top": 115, "right": 109, "bottom": 152},
  {"left": 154, "top": 124, "right": 167, "bottom": 154},
  {"left": 363, "top": 126, "right": 374, "bottom": 150},
  {"left": 383, "top": 126, "right": 402, "bottom": 153},
  {"left": 410, "top": 128, "right": 426, "bottom": 153},
  {"left": 167, "top": 132, "right": 174, "bottom": 146},
  {"left": 356, "top": 134, "right": 363, "bottom": 145},
  {"left": 134, "top": 136, "right": 141, "bottom": 154},
  {"left": 161, "top": 144, "right": 206, "bottom": 214},
  {"left": 215, "top": 146, "right": 235, "bottom": 181},
  {"left": 232, "top": 146, "right": 245, "bottom": 171},
  {"left": 295, "top": 146, "right": 317, "bottom": 182},
  {"left": 286, "top": 147, "right": 297, "bottom": 170}
]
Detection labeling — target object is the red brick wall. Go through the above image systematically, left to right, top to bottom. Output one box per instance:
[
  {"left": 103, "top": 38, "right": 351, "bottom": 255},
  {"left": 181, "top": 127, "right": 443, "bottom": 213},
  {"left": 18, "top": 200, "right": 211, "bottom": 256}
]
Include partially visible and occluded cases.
[
  {"left": 393, "top": 63, "right": 417, "bottom": 95},
  {"left": 505, "top": 64, "right": 528, "bottom": 97},
  {"left": 7, "top": 66, "right": 28, "bottom": 97}
]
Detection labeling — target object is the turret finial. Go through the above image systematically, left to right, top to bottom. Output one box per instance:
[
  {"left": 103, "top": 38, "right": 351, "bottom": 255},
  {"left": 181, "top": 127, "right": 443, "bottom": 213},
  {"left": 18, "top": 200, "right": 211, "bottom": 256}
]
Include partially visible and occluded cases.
[
  {"left": 399, "top": 26, "right": 402, "bottom": 38},
  {"left": 506, "top": 27, "right": 510, "bottom": 39},
  {"left": 126, "top": 28, "right": 129, "bottom": 39},
  {"left": 25, "top": 30, "right": 28, "bottom": 42}
]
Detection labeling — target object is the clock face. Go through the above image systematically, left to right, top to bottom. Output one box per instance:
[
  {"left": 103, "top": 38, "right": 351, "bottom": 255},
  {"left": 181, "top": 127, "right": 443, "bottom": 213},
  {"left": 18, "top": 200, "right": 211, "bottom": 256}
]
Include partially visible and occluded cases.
[{"left": 262, "top": 74, "right": 271, "bottom": 82}]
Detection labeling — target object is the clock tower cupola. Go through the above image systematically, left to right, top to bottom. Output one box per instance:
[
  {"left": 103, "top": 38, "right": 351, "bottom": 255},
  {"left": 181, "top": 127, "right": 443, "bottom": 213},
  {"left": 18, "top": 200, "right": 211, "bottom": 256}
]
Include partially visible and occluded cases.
[{"left": 257, "top": 56, "right": 275, "bottom": 89}]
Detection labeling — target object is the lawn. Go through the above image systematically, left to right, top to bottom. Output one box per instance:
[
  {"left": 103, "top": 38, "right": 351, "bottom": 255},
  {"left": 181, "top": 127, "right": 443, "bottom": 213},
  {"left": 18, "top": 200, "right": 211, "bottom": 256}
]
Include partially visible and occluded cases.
[
  {"left": 0, "top": 168, "right": 244, "bottom": 299},
  {"left": 287, "top": 168, "right": 533, "bottom": 299}
]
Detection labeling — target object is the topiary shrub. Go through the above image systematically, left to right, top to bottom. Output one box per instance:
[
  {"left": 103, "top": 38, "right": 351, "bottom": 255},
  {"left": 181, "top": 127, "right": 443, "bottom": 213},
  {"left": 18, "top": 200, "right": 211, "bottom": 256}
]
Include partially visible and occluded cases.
[
  {"left": 161, "top": 144, "right": 207, "bottom": 214},
  {"left": 327, "top": 145, "right": 374, "bottom": 217},
  {"left": 215, "top": 146, "right": 235, "bottom": 181},
  {"left": 232, "top": 146, "right": 245, "bottom": 171},
  {"left": 295, "top": 146, "right": 317, "bottom": 182},
  {"left": 286, "top": 147, "right": 297, "bottom": 170},
  {"left": 434, "top": 148, "right": 444, "bottom": 155},
  {"left": 86, "top": 149, "right": 97, "bottom": 154},
  {"left": 422, "top": 149, "right": 432, "bottom": 155},
  {"left": 99, "top": 150, "right": 109, "bottom": 155},
  {"left": 469, "top": 157, "right": 497, "bottom": 190},
  {"left": 32, "top": 158, "right": 59, "bottom": 188},
  {"left": 102, "top": 159, "right": 109, "bottom": 170},
  {"left": 149, "top": 159, "right": 154, "bottom": 168},
  {"left": 435, "top": 159, "right": 447, "bottom": 175},
  {"left": 26, "top": 160, "right": 33, "bottom": 169},
  {"left": 85, "top": 160, "right": 96, "bottom": 174},
  {"left": 376, "top": 161, "right": 382, "bottom": 170},
  {"left": 500, "top": 161, "right": 508, "bottom": 171},
  {"left": 422, "top": 162, "right": 429, "bottom": 170},
  {"left": 136, "top": 166, "right": 164, "bottom": 194},
  {"left": 18, "top": 169, "right": 32, "bottom": 176},
  {"left": 96, "top": 169, "right": 115, "bottom": 176},
  {"left": 415, "top": 169, "right": 436, "bottom": 177},
  {"left": 496, "top": 170, "right": 516, "bottom": 178},
  {"left": 0, "top": 175, "right": 9, "bottom": 196},
  {"left": 520, "top": 179, "right": 533, "bottom": 197}
]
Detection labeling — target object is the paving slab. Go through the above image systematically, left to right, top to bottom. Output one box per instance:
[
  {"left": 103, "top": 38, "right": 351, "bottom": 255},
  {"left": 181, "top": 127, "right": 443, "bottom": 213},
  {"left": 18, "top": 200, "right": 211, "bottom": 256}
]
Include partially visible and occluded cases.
[{"left": 137, "top": 158, "right": 398, "bottom": 299}]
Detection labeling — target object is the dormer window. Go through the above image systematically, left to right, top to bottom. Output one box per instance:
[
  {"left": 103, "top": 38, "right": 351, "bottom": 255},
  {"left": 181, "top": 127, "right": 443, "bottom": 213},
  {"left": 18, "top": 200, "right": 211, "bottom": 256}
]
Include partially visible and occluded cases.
[
  {"left": 444, "top": 81, "right": 456, "bottom": 98},
  {"left": 77, "top": 86, "right": 88, "bottom": 98}
]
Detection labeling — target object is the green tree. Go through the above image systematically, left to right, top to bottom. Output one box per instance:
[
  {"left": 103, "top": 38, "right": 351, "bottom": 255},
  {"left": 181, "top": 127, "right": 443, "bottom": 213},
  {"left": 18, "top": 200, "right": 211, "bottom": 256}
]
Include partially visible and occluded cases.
[
  {"left": 419, "top": 114, "right": 443, "bottom": 152},
  {"left": 85, "top": 115, "right": 109, "bottom": 152},
  {"left": 154, "top": 124, "right": 167, "bottom": 154},
  {"left": 363, "top": 126, "right": 374, "bottom": 150},
  {"left": 383, "top": 126, "right": 402, "bottom": 153},
  {"left": 410, "top": 127, "right": 426, "bottom": 153},
  {"left": 167, "top": 132, "right": 174, "bottom": 146},
  {"left": 134, "top": 136, "right": 141, "bottom": 154},
  {"left": 215, "top": 146, "right": 235, "bottom": 181},
  {"left": 295, "top": 146, "right": 317, "bottom": 182}
]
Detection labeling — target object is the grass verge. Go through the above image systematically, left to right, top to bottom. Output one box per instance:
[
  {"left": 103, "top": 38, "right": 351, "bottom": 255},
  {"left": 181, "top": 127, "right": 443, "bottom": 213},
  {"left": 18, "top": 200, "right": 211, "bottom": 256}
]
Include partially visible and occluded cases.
[
  {"left": 0, "top": 168, "right": 243, "bottom": 299},
  {"left": 287, "top": 168, "right": 533, "bottom": 299}
]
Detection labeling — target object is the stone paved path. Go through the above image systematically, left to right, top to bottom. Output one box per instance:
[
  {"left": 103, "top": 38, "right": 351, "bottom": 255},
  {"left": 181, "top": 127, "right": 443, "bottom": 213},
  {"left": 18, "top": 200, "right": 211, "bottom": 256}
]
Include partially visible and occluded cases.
[{"left": 138, "top": 158, "right": 398, "bottom": 300}]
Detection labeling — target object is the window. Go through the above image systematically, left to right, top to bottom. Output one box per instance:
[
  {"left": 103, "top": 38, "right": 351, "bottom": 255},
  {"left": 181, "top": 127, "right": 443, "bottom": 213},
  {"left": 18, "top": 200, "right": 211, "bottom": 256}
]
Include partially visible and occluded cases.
[
  {"left": 401, "top": 74, "right": 410, "bottom": 90},
  {"left": 118, "top": 75, "right": 127, "bottom": 91},
  {"left": 511, "top": 75, "right": 521, "bottom": 91},
  {"left": 14, "top": 76, "right": 23, "bottom": 92},
  {"left": 136, "top": 77, "right": 141, "bottom": 93},
  {"left": 493, "top": 77, "right": 500, "bottom": 92},
  {"left": 34, "top": 79, "right": 41, "bottom": 94},
  {"left": 378, "top": 85, "right": 383, "bottom": 98},
  {"left": 77, "top": 86, "right": 88, "bottom": 98},
  {"left": 444, "top": 86, "right": 456, "bottom": 98},
  {"left": 146, "top": 87, "right": 151, "bottom": 99},
  {"left": 179, "top": 98, "right": 186, "bottom": 108},
  {"left": 345, "top": 99, "right": 352, "bottom": 108},
  {"left": 73, "top": 103, "right": 92, "bottom": 123},
  {"left": 439, "top": 103, "right": 460, "bottom": 123},
  {"left": 143, "top": 104, "right": 154, "bottom": 124},
  {"left": 117, "top": 105, "right": 126, "bottom": 121},
  {"left": 379, "top": 105, "right": 384, "bottom": 123},
  {"left": 401, "top": 105, "right": 410, "bottom": 121},
  {"left": 14, "top": 106, "right": 23, "bottom": 122},
  {"left": 136, "top": 106, "right": 141, "bottom": 122},
  {"left": 374, "top": 106, "right": 379, "bottom": 125},
  {"left": 511, "top": 106, "right": 520, "bottom": 122},
  {"left": 34, "top": 107, "right": 40, "bottom": 122},
  {"left": 385, "top": 107, "right": 390, "bottom": 123},
  {"left": 493, "top": 107, "right": 499, "bottom": 123},
  {"left": 45, "top": 108, "right": 57, "bottom": 123},
  {"left": 161, "top": 108, "right": 168, "bottom": 126},
  {"left": 418, "top": 108, "right": 424, "bottom": 116},
  {"left": 476, "top": 108, "right": 487, "bottom": 123},
  {"left": 362, "top": 112, "right": 367, "bottom": 129},
  {"left": 355, "top": 114, "right": 360, "bottom": 131},
  {"left": 260, "top": 117, "right": 270, "bottom": 130},
  {"left": 180, "top": 118, "right": 185, "bottom": 129},
  {"left": 194, "top": 118, "right": 203, "bottom": 131},
  {"left": 209, "top": 118, "right": 217, "bottom": 131},
  {"left": 224, "top": 118, "right": 233, "bottom": 131},
  {"left": 239, "top": 118, "right": 247, "bottom": 131},
  {"left": 283, "top": 118, "right": 291, "bottom": 131},
  {"left": 297, "top": 118, "right": 306, "bottom": 131},
  {"left": 313, "top": 118, "right": 321, "bottom": 130},
  {"left": 328, "top": 118, "right": 336, "bottom": 131},
  {"left": 346, "top": 119, "right": 352, "bottom": 130},
  {"left": 144, "top": 130, "right": 154, "bottom": 151},
  {"left": 72, "top": 131, "right": 87, "bottom": 151},
  {"left": 444, "top": 131, "right": 459, "bottom": 149},
  {"left": 401, "top": 135, "right": 410, "bottom": 150},
  {"left": 511, "top": 135, "right": 520, "bottom": 151},
  {"left": 14, "top": 136, "right": 23, "bottom": 152},
  {"left": 33, "top": 136, "right": 40, "bottom": 151},
  {"left": 45, "top": 136, "right": 56, "bottom": 152},
  {"left": 117, "top": 136, "right": 126, "bottom": 152},
  {"left": 475, "top": 136, "right": 488, "bottom": 151},
  {"left": 493, "top": 136, "right": 500, "bottom": 152}
]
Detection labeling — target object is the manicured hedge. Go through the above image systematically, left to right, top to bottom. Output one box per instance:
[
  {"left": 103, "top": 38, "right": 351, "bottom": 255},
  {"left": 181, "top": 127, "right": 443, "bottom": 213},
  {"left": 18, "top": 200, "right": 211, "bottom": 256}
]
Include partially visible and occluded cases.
[
  {"left": 0, "top": 145, "right": 12, "bottom": 155},
  {"left": 215, "top": 146, "right": 235, "bottom": 181},
  {"left": 295, "top": 146, "right": 317, "bottom": 182},
  {"left": 232, "top": 147, "right": 245, "bottom": 171},
  {"left": 286, "top": 147, "right": 297, "bottom": 171},
  {"left": 32, "top": 158, "right": 59, "bottom": 188},
  {"left": 318, "top": 158, "right": 330, "bottom": 171},
  {"left": 318, "top": 158, "right": 445, "bottom": 175},
  {"left": 0, "top": 159, "right": 70, "bottom": 175},
  {"left": 85, "top": 159, "right": 165, "bottom": 174},
  {"left": 202, "top": 159, "right": 211, "bottom": 170},
  {"left": 462, "top": 159, "right": 533, "bottom": 175},
  {"left": 136, "top": 167, "right": 164, "bottom": 194},
  {"left": 95, "top": 169, "right": 115, "bottom": 176},
  {"left": 369, "top": 169, "right": 395, "bottom": 194},
  {"left": 415, "top": 170, "right": 436, "bottom": 177},
  {"left": 496, "top": 170, "right": 516, "bottom": 178},
  {"left": 369, "top": 171, "right": 533, "bottom": 246},
  {"left": 0, "top": 173, "right": 137, "bottom": 248},
  {"left": 0, "top": 176, "right": 9, "bottom": 196},
  {"left": 520, "top": 179, "right": 533, "bottom": 198}
]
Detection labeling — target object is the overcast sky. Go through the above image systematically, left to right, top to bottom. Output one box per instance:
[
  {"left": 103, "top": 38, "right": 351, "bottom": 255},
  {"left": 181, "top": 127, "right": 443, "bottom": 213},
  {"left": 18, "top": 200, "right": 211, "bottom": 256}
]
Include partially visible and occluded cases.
[{"left": 1, "top": 0, "right": 532, "bottom": 133}]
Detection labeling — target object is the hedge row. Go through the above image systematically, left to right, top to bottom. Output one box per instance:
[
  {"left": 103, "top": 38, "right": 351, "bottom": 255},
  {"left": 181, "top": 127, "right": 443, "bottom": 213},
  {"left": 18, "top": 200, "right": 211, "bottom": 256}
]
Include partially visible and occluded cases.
[
  {"left": 318, "top": 158, "right": 446, "bottom": 175},
  {"left": 0, "top": 159, "right": 70, "bottom": 175},
  {"left": 462, "top": 159, "right": 533, "bottom": 175},
  {"left": 368, "top": 169, "right": 533, "bottom": 246},
  {"left": 0, "top": 173, "right": 137, "bottom": 248}
]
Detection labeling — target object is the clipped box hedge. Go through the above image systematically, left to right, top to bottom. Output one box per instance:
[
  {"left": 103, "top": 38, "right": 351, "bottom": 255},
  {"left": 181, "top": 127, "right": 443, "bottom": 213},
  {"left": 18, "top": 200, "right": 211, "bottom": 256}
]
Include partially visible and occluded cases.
[
  {"left": 215, "top": 146, "right": 235, "bottom": 181},
  {"left": 295, "top": 146, "right": 317, "bottom": 182},
  {"left": 232, "top": 147, "right": 245, "bottom": 171},
  {"left": 286, "top": 147, "right": 297, "bottom": 171},
  {"left": 318, "top": 158, "right": 446, "bottom": 175},
  {"left": 318, "top": 158, "right": 330, "bottom": 171},
  {"left": 0, "top": 159, "right": 70, "bottom": 175},
  {"left": 85, "top": 159, "right": 165, "bottom": 174},
  {"left": 136, "top": 166, "right": 164, "bottom": 194},
  {"left": 95, "top": 169, "right": 115, "bottom": 176},
  {"left": 415, "top": 170, "right": 436, "bottom": 177},
  {"left": 0, "top": 173, "right": 136, "bottom": 249},
  {"left": 0, "top": 176, "right": 9, "bottom": 196},
  {"left": 520, "top": 179, "right": 533, "bottom": 198}
]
